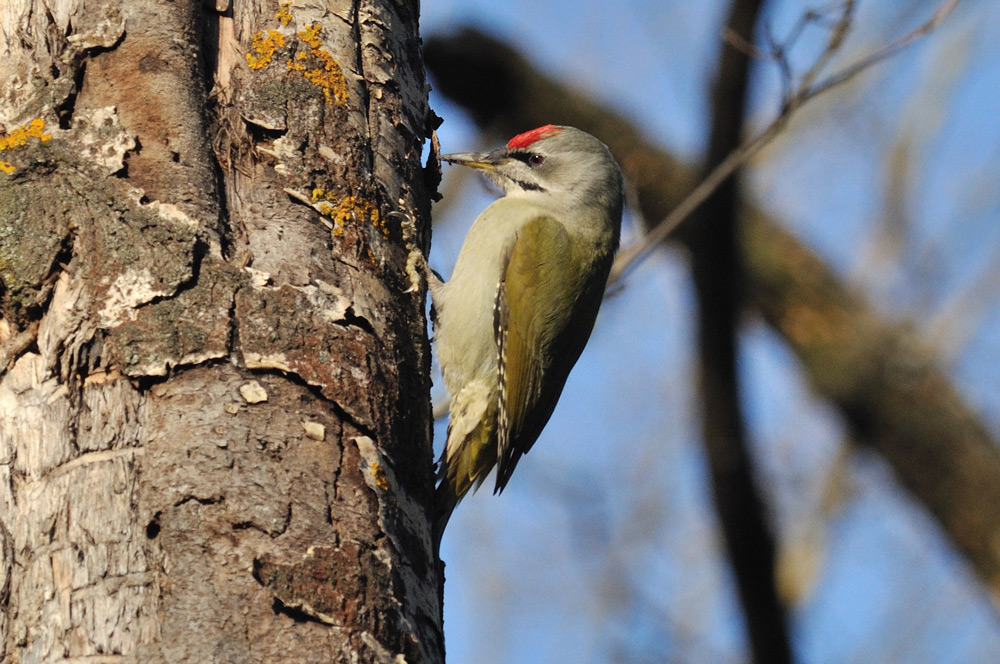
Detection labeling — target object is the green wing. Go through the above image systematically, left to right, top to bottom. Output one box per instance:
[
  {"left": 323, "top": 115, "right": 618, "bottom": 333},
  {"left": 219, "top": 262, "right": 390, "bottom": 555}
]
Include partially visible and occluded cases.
[{"left": 494, "top": 216, "right": 583, "bottom": 493}]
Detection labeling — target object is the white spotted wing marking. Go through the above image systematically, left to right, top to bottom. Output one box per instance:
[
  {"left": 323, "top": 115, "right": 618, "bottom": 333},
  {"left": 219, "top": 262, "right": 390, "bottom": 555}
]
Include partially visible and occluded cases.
[{"left": 493, "top": 261, "right": 511, "bottom": 470}]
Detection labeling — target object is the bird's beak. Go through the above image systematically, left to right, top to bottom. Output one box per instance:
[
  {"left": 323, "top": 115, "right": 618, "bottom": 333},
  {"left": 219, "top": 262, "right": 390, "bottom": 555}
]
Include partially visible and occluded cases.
[{"left": 440, "top": 149, "right": 505, "bottom": 170}]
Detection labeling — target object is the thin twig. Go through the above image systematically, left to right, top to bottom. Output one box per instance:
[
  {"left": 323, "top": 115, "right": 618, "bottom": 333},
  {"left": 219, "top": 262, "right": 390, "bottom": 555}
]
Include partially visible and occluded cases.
[
  {"left": 607, "top": 0, "right": 961, "bottom": 286},
  {"left": 794, "top": 0, "right": 856, "bottom": 107},
  {"left": 798, "top": 0, "right": 959, "bottom": 104},
  {"left": 761, "top": 22, "right": 795, "bottom": 107}
]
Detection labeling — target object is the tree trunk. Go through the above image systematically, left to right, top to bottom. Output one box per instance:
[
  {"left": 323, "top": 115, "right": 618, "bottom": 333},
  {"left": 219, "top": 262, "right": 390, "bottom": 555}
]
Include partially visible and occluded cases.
[{"left": 0, "top": 1, "right": 442, "bottom": 662}]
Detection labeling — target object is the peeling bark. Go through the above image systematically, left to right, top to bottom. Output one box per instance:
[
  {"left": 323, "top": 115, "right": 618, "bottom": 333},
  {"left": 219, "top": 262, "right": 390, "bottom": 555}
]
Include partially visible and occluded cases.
[{"left": 1, "top": 1, "right": 441, "bottom": 662}]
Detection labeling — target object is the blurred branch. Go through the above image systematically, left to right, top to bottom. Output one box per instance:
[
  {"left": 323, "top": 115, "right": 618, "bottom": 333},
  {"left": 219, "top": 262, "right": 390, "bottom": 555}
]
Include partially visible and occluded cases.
[
  {"left": 608, "top": 0, "right": 961, "bottom": 285},
  {"left": 693, "top": 1, "right": 792, "bottom": 662},
  {"left": 424, "top": 10, "right": 1000, "bottom": 605},
  {"left": 742, "top": 208, "right": 1000, "bottom": 604},
  {"left": 927, "top": 247, "right": 1000, "bottom": 358}
]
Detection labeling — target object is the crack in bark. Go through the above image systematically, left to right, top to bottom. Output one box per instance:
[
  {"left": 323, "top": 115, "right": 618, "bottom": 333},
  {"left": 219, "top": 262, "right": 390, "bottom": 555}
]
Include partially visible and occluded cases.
[
  {"left": 351, "top": 0, "right": 375, "bottom": 175},
  {"left": 200, "top": 2, "right": 238, "bottom": 261},
  {"left": 55, "top": 60, "right": 87, "bottom": 130},
  {"left": 124, "top": 237, "right": 208, "bottom": 318},
  {"left": 227, "top": 284, "right": 243, "bottom": 364},
  {"left": 339, "top": 305, "right": 375, "bottom": 336},
  {"left": 240, "top": 365, "right": 378, "bottom": 442},
  {"left": 330, "top": 435, "right": 345, "bottom": 501},
  {"left": 173, "top": 494, "right": 224, "bottom": 507},
  {"left": 231, "top": 502, "right": 291, "bottom": 538},
  {"left": 269, "top": 597, "right": 333, "bottom": 626}
]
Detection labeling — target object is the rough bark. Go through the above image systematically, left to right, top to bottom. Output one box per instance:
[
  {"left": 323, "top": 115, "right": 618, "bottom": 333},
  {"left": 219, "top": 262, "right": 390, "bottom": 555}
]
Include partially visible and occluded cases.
[
  {"left": 0, "top": 1, "right": 442, "bottom": 662},
  {"left": 692, "top": 1, "right": 793, "bottom": 661},
  {"left": 424, "top": 28, "right": 1000, "bottom": 602}
]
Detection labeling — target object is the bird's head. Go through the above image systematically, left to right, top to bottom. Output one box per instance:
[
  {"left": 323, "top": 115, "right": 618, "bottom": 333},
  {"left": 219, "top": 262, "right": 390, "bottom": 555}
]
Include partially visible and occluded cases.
[{"left": 442, "top": 125, "right": 624, "bottom": 220}]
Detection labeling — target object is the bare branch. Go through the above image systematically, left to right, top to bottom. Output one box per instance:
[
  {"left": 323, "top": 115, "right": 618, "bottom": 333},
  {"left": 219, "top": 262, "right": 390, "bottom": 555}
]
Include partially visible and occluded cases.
[
  {"left": 608, "top": 0, "right": 961, "bottom": 286},
  {"left": 794, "top": 0, "right": 855, "bottom": 108},
  {"left": 799, "top": 0, "right": 961, "bottom": 105}
]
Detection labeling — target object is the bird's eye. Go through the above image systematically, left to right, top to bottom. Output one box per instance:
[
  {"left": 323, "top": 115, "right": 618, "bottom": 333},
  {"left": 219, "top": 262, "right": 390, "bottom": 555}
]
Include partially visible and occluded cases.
[{"left": 528, "top": 154, "right": 545, "bottom": 166}]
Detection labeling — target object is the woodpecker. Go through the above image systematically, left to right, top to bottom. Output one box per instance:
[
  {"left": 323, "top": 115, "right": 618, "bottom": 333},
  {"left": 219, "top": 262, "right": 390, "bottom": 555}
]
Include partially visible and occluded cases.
[{"left": 428, "top": 125, "right": 624, "bottom": 547}]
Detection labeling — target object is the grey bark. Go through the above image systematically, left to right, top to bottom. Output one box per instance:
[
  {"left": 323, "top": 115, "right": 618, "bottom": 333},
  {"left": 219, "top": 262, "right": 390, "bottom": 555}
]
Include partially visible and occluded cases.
[{"left": 0, "top": 1, "right": 442, "bottom": 662}]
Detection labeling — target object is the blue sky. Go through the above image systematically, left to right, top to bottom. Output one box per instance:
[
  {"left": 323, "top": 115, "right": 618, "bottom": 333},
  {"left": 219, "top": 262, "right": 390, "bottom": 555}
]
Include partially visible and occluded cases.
[{"left": 420, "top": 1, "right": 1000, "bottom": 662}]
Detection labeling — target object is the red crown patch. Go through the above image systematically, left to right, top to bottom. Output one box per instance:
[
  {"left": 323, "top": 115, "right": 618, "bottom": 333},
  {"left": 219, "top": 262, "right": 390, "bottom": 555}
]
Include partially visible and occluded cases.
[{"left": 507, "top": 124, "right": 562, "bottom": 150}]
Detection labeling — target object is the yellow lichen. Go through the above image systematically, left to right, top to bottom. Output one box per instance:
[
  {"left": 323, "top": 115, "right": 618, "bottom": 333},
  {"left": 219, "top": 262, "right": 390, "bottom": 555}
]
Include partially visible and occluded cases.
[
  {"left": 275, "top": 2, "right": 293, "bottom": 26},
  {"left": 247, "top": 20, "right": 347, "bottom": 106},
  {"left": 298, "top": 23, "right": 322, "bottom": 47},
  {"left": 292, "top": 24, "right": 348, "bottom": 106},
  {"left": 246, "top": 29, "right": 286, "bottom": 70},
  {"left": 0, "top": 119, "right": 52, "bottom": 174},
  {"left": 310, "top": 191, "right": 382, "bottom": 239},
  {"left": 332, "top": 196, "right": 382, "bottom": 238},
  {"left": 371, "top": 209, "right": 388, "bottom": 237},
  {"left": 369, "top": 461, "right": 389, "bottom": 491}
]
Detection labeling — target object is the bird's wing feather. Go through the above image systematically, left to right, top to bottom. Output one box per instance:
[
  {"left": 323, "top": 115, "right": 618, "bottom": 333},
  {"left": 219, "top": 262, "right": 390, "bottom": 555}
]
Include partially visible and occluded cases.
[{"left": 494, "top": 215, "right": 579, "bottom": 492}]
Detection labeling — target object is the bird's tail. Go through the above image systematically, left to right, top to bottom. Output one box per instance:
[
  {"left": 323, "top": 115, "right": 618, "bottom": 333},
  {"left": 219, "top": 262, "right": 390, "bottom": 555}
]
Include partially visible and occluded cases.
[{"left": 432, "top": 478, "right": 460, "bottom": 555}]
